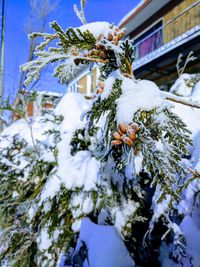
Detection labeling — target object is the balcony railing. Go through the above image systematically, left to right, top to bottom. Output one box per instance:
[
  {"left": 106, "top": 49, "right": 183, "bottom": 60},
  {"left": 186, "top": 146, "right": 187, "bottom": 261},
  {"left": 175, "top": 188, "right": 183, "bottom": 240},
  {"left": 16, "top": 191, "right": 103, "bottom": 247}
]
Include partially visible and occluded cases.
[
  {"left": 134, "top": 0, "right": 200, "bottom": 60},
  {"left": 135, "top": 27, "right": 163, "bottom": 59}
]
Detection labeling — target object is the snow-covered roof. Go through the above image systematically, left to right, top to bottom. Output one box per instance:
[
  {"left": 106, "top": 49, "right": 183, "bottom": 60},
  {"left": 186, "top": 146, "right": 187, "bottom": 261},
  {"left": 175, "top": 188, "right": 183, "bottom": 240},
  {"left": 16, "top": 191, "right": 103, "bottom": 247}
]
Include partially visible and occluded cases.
[
  {"left": 119, "top": 0, "right": 171, "bottom": 35},
  {"left": 119, "top": 0, "right": 147, "bottom": 26},
  {"left": 36, "top": 91, "right": 63, "bottom": 97}
]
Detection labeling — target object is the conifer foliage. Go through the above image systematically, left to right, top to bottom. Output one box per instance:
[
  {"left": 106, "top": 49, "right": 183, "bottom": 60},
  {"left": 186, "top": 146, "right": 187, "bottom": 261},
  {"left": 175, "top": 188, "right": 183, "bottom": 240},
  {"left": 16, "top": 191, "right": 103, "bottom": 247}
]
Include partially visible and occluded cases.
[{"left": 0, "top": 2, "right": 197, "bottom": 267}]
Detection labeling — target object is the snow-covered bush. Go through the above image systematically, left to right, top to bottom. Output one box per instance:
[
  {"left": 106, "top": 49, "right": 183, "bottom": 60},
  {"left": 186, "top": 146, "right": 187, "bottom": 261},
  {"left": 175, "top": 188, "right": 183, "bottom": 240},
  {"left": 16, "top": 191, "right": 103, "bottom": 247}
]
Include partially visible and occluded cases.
[
  {"left": 0, "top": 2, "right": 200, "bottom": 267},
  {"left": 159, "top": 73, "right": 200, "bottom": 266},
  {"left": 170, "top": 73, "right": 200, "bottom": 97}
]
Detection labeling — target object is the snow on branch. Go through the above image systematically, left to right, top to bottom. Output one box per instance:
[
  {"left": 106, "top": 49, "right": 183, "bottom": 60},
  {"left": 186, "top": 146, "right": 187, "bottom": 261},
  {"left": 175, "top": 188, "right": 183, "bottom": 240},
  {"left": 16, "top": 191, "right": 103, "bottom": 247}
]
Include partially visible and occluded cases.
[
  {"left": 20, "top": 20, "right": 129, "bottom": 87},
  {"left": 20, "top": 51, "right": 70, "bottom": 86},
  {"left": 162, "top": 91, "right": 200, "bottom": 109}
]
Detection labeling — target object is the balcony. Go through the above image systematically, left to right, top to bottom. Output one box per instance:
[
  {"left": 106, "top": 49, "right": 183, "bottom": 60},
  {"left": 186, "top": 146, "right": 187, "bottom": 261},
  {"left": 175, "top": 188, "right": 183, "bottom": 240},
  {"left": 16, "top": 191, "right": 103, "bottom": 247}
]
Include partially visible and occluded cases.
[{"left": 133, "top": 0, "right": 200, "bottom": 69}]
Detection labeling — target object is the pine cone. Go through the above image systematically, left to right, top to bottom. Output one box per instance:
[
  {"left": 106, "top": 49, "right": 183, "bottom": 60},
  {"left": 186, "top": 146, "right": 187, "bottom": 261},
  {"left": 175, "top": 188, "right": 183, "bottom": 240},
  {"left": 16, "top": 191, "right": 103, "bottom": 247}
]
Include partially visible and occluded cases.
[
  {"left": 114, "top": 28, "right": 119, "bottom": 34},
  {"left": 118, "top": 30, "right": 126, "bottom": 40},
  {"left": 108, "top": 33, "right": 113, "bottom": 41},
  {"left": 98, "top": 34, "right": 104, "bottom": 40},
  {"left": 113, "top": 36, "right": 119, "bottom": 45},
  {"left": 96, "top": 44, "right": 105, "bottom": 50},
  {"left": 71, "top": 47, "right": 79, "bottom": 56},
  {"left": 96, "top": 88, "right": 104, "bottom": 94},
  {"left": 112, "top": 122, "right": 139, "bottom": 147},
  {"left": 118, "top": 123, "right": 128, "bottom": 134},
  {"left": 131, "top": 123, "right": 139, "bottom": 133},
  {"left": 128, "top": 131, "right": 136, "bottom": 141},
  {"left": 113, "top": 132, "right": 122, "bottom": 140},
  {"left": 122, "top": 135, "right": 134, "bottom": 147},
  {"left": 112, "top": 140, "right": 122, "bottom": 145}
]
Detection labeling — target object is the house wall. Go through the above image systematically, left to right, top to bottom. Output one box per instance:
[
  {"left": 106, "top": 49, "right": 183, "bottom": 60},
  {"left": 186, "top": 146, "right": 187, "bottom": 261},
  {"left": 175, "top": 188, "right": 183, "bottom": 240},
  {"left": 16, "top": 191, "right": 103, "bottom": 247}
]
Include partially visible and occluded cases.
[
  {"left": 129, "top": 0, "right": 183, "bottom": 40},
  {"left": 163, "top": 0, "right": 200, "bottom": 43},
  {"left": 77, "top": 67, "right": 98, "bottom": 95},
  {"left": 92, "top": 68, "right": 97, "bottom": 92},
  {"left": 78, "top": 76, "right": 87, "bottom": 94},
  {"left": 12, "top": 94, "right": 61, "bottom": 121},
  {"left": 26, "top": 102, "right": 34, "bottom": 117}
]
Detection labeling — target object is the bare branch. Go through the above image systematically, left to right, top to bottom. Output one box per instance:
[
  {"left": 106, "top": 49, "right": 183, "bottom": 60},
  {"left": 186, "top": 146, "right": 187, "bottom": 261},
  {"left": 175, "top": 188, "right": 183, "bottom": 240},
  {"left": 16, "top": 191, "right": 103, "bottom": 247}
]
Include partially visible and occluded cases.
[
  {"left": 19, "top": 0, "right": 60, "bottom": 90},
  {"left": 74, "top": 0, "right": 87, "bottom": 25},
  {"left": 176, "top": 51, "right": 197, "bottom": 77}
]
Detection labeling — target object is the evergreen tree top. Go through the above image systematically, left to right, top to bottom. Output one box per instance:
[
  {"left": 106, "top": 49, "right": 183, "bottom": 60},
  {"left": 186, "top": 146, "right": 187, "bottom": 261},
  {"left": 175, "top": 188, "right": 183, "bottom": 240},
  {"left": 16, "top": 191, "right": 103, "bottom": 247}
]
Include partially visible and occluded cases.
[{"left": 20, "top": 18, "right": 134, "bottom": 86}]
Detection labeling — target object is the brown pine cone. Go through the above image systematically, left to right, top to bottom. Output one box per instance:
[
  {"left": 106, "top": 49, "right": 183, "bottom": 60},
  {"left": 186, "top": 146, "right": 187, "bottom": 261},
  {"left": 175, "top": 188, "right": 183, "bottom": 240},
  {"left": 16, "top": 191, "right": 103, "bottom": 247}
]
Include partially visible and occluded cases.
[
  {"left": 114, "top": 28, "right": 119, "bottom": 34},
  {"left": 118, "top": 30, "right": 126, "bottom": 40},
  {"left": 108, "top": 33, "right": 113, "bottom": 41},
  {"left": 98, "top": 34, "right": 104, "bottom": 40},
  {"left": 113, "top": 36, "right": 119, "bottom": 45},
  {"left": 96, "top": 44, "right": 105, "bottom": 50},
  {"left": 96, "top": 88, "right": 104, "bottom": 94},
  {"left": 119, "top": 123, "right": 128, "bottom": 134},
  {"left": 131, "top": 123, "right": 139, "bottom": 133},
  {"left": 113, "top": 132, "right": 122, "bottom": 140},
  {"left": 128, "top": 132, "right": 136, "bottom": 141},
  {"left": 122, "top": 135, "right": 134, "bottom": 147},
  {"left": 112, "top": 140, "right": 122, "bottom": 145}
]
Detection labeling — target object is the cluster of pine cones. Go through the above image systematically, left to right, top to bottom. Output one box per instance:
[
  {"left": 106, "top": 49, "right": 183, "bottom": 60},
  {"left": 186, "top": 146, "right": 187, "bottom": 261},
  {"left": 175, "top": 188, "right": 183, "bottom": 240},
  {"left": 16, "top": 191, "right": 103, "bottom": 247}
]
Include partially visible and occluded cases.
[
  {"left": 84, "top": 28, "right": 126, "bottom": 60},
  {"left": 96, "top": 82, "right": 104, "bottom": 94},
  {"left": 112, "top": 123, "right": 139, "bottom": 147}
]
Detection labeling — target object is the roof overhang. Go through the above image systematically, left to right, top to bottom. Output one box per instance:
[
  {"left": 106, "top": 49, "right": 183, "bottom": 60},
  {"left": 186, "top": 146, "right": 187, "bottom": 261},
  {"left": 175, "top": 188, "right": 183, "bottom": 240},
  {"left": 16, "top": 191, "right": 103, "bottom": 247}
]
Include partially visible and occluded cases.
[{"left": 119, "top": 0, "right": 171, "bottom": 35}]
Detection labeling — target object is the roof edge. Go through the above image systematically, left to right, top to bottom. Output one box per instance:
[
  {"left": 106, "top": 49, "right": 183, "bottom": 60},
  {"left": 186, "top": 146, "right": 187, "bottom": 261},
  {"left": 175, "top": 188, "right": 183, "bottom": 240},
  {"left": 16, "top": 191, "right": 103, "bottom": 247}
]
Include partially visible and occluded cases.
[{"left": 119, "top": 0, "right": 153, "bottom": 29}]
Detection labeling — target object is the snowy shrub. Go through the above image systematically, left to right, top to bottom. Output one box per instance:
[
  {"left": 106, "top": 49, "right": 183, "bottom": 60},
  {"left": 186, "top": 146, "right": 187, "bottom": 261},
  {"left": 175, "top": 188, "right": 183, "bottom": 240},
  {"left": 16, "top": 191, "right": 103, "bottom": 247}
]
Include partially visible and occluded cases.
[{"left": 0, "top": 2, "right": 200, "bottom": 267}]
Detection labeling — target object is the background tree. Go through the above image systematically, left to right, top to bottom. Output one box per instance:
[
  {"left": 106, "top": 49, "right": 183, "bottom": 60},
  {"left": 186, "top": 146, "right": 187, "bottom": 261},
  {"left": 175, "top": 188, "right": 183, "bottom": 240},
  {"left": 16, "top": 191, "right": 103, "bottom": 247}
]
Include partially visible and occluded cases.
[{"left": 19, "top": 0, "right": 60, "bottom": 91}]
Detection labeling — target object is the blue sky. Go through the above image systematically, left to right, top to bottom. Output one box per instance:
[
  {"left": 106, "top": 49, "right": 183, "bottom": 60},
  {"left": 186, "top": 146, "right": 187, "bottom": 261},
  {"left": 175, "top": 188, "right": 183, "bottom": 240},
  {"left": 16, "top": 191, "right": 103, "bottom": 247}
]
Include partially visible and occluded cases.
[{"left": 4, "top": 0, "right": 140, "bottom": 97}]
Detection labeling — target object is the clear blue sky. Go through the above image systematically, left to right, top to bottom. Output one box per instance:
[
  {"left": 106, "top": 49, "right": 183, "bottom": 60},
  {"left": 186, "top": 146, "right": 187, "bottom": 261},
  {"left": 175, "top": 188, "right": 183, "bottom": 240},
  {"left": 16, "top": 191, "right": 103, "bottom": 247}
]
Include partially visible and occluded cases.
[{"left": 4, "top": 0, "right": 140, "bottom": 98}]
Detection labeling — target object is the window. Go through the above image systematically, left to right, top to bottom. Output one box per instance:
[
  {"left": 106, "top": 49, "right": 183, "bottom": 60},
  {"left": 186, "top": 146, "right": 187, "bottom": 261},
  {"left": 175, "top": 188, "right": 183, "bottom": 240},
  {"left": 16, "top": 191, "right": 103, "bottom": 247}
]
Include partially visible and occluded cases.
[{"left": 134, "top": 20, "right": 163, "bottom": 59}]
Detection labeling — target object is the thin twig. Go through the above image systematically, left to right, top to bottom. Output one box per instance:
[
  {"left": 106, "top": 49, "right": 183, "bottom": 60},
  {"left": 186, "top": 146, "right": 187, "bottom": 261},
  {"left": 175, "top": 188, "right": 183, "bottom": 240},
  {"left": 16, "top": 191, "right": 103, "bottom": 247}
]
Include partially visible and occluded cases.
[{"left": 78, "top": 56, "right": 109, "bottom": 63}]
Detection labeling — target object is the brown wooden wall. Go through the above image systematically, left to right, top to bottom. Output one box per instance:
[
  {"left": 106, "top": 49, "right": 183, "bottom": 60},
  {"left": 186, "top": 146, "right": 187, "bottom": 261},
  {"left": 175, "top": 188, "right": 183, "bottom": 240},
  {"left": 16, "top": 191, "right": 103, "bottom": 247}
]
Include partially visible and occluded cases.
[
  {"left": 163, "top": 0, "right": 200, "bottom": 43},
  {"left": 77, "top": 68, "right": 98, "bottom": 94},
  {"left": 92, "top": 68, "right": 97, "bottom": 92},
  {"left": 78, "top": 76, "right": 87, "bottom": 94},
  {"left": 26, "top": 102, "right": 34, "bottom": 117},
  {"left": 42, "top": 102, "right": 54, "bottom": 109}
]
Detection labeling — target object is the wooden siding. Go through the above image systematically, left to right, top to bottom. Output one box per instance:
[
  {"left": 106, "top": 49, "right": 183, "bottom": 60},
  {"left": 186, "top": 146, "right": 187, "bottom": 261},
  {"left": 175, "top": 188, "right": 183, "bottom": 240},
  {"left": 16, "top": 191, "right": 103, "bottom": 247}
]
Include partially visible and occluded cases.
[
  {"left": 129, "top": 0, "right": 183, "bottom": 39},
  {"left": 163, "top": 0, "right": 200, "bottom": 43},
  {"left": 77, "top": 68, "right": 98, "bottom": 94},
  {"left": 92, "top": 68, "right": 97, "bottom": 92},
  {"left": 78, "top": 76, "right": 87, "bottom": 94},
  {"left": 26, "top": 102, "right": 34, "bottom": 117},
  {"left": 42, "top": 102, "right": 54, "bottom": 109}
]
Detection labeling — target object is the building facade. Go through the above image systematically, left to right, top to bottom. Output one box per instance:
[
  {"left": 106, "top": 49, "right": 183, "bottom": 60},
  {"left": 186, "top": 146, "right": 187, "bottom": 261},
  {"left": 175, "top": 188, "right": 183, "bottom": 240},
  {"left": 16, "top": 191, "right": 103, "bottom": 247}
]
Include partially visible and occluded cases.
[
  {"left": 68, "top": 0, "right": 200, "bottom": 93},
  {"left": 119, "top": 0, "right": 200, "bottom": 89},
  {"left": 67, "top": 66, "right": 100, "bottom": 97},
  {"left": 12, "top": 91, "right": 63, "bottom": 121}
]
